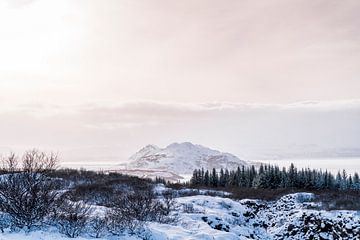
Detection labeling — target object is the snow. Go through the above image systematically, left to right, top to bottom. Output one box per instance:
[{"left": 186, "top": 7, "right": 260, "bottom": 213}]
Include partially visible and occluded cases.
[
  {"left": 125, "top": 142, "right": 250, "bottom": 176},
  {"left": 154, "top": 184, "right": 232, "bottom": 197},
  {"left": 1, "top": 192, "right": 359, "bottom": 239},
  {"left": 156, "top": 193, "right": 359, "bottom": 240},
  {"left": 0, "top": 230, "right": 137, "bottom": 240}
]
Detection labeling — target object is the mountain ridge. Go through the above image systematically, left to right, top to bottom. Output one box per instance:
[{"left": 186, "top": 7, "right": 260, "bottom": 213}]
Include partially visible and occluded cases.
[{"left": 126, "top": 142, "right": 250, "bottom": 175}]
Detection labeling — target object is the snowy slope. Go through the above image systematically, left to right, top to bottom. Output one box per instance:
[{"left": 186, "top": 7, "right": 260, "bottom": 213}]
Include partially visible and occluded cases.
[
  {"left": 126, "top": 142, "right": 249, "bottom": 175},
  {"left": 2, "top": 191, "right": 360, "bottom": 240},
  {"left": 162, "top": 192, "right": 360, "bottom": 239}
]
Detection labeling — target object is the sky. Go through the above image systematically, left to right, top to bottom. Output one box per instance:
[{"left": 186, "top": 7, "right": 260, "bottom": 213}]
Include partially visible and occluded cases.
[{"left": 0, "top": 0, "right": 359, "bottom": 163}]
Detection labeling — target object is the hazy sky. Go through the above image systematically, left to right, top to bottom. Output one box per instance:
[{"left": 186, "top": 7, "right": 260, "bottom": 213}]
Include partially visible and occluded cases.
[{"left": 0, "top": 0, "right": 359, "bottom": 162}]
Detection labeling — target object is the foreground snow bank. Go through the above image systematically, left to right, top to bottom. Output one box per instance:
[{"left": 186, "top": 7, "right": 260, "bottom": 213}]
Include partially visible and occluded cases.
[
  {"left": 1, "top": 193, "right": 359, "bottom": 240},
  {"left": 149, "top": 193, "right": 360, "bottom": 240}
]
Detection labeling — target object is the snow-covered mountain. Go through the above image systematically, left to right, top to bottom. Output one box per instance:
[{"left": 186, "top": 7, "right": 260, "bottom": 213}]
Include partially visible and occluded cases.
[{"left": 126, "top": 142, "right": 249, "bottom": 175}]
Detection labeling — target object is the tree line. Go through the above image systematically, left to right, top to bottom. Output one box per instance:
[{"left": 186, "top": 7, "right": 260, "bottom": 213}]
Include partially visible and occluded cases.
[{"left": 190, "top": 163, "right": 360, "bottom": 191}]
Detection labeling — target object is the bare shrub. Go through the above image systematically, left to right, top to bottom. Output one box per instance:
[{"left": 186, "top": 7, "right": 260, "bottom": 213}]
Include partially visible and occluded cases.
[
  {"left": 0, "top": 150, "right": 59, "bottom": 230},
  {"left": 21, "top": 150, "right": 58, "bottom": 173},
  {"left": 1, "top": 153, "right": 18, "bottom": 172},
  {"left": 67, "top": 183, "right": 115, "bottom": 206},
  {"left": 107, "top": 187, "right": 176, "bottom": 235},
  {"left": 154, "top": 190, "right": 178, "bottom": 224},
  {"left": 106, "top": 192, "right": 150, "bottom": 235},
  {"left": 56, "top": 200, "right": 91, "bottom": 238},
  {"left": 183, "top": 203, "right": 195, "bottom": 213},
  {"left": 105, "top": 208, "right": 132, "bottom": 235},
  {"left": 0, "top": 213, "right": 10, "bottom": 233},
  {"left": 89, "top": 216, "right": 107, "bottom": 238}
]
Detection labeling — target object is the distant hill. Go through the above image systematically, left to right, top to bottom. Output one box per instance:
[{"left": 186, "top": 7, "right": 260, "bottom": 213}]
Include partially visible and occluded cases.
[{"left": 126, "top": 142, "right": 250, "bottom": 176}]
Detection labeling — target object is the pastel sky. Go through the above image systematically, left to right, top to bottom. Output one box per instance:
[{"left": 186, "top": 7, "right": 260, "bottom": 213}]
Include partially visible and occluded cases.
[{"left": 0, "top": 0, "right": 359, "bottom": 162}]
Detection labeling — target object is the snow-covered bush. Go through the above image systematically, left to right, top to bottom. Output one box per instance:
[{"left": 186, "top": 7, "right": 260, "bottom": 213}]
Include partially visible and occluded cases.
[
  {"left": 106, "top": 187, "right": 176, "bottom": 235},
  {"left": 106, "top": 190, "right": 153, "bottom": 234},
  {"left": 155, "top": 190, "right": 178, "bottom": 224},
  {"left": 295, "top": 193, "right": 314, "bottom": 203},
  {"left": 55, "top": 200, "right": 91, "bottom": 238},
  {"left": 183, "top": 203, "right": 195, "bottom": 213},
  {"left": 105, "top": 207, "right": 138, "bottom": 235},
  {"left": 0, "top": 213, "right": 10, "bottom": 233},
  {"left": 89, "top": 216, "right": 107, "bottom": 238}
]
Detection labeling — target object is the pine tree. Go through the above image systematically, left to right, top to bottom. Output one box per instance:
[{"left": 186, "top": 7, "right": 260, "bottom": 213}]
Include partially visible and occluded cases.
[
  {"left": 288, "top": 163, "right": 297, "bottom": 187},
  {"left": 188, "top": 164, "right": 359, "bottom": 192},
  {"left": 280, "top": 167, "right": 288, "bottom": 188},
  {"left": 200, "top": 168, "right": 205, "bottom": 185},
  {"left": 210, "top": 168, "right": 218, "bottom": 187},
  {"left": 219, "top": 168, "right": 225, "bottom": 187},
  {"left": 190, "top": 169, "right": 200, "bottom": 185},
  {"left": 224, "top": 169, "right": 230, "bottom": 187},
  {"left": 204, "top": 170, "right": 210, "bottom": 186},
  {"left": 341, "top": 170, "right": 348, "bottom": 190},
  {"left": 336, "top": 171, "right": 342, "bottom": 189},
  {"left": 353, "top": 172, "right": 360, "bottom": 190},
  {"left": 348, "top": 175, "right": 353, "bottom": 190}
]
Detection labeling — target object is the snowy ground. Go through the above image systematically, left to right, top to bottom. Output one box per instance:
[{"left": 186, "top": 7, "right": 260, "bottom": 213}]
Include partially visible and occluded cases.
[{"left": 1, "top": 192, "right": 359, "bottom": 240}]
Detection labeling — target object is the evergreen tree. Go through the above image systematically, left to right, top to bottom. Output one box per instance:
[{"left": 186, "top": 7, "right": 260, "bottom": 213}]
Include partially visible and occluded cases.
[
  {"left": 288, "top": 163, "right": 297, "bottom": 187},
  {"left": 188, "top": 164, "right": 359, "bottom": 192},
  {"left": 280, "top": 167, "right": 288, "bottom": 188},
  {"left": 200, "top": 168, "right": 205, "bottom": 185},
  {"left": 210, "top": 168, "right": 218, "bottom": 187},
  {"left": 219, "top": 168, "right": 225, "bottom": 187},
  {"left": 190, "top": 169, "right": 200, "bottom": 185},
  {"left": 224, "top": 169, "right": 230, "bottom": 187},
  {"left": 204, "top": 170, "right": 210, "bottom": 186},
  {"left": 341, "top": 170, "right": 348, "bottom": 190},
  {"left": 335, "top": 171, "right": 342, "bottom": 189},
  {"left": 353, "top": 172, "right": 360, "bottom": 190},
  {"left": 348, "top": 175, "right": 353, "bottom": 190}
]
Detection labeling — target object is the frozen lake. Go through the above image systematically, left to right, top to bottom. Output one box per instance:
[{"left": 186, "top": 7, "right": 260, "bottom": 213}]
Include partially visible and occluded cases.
[
  {"left": 61, "top": 158, "right": 360, "bottom": 175},
  {"left": 264, "top": 158, "right": 360, "bottom": 175},
  {"left": 60, "top": 161, "right": 120, "bottom": 171}
]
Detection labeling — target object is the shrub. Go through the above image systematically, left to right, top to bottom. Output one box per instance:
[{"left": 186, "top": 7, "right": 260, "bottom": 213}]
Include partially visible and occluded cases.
[
  {"left": 0, "top": 150, "right": 58, "bottom": 230},
  {"left": 106, "top": 187, "right": 176, "bottom": 235},
  {"left": 154, "top": 190, "right": 178, "bottom": 224},
  {"left": 56, "top": 200, "right": 91, "bottom": 238},
  {"left": 183, "top": 203, "right": 195, "bottom": 213},
  {"left": 0, "top": 213, "right": 10, "bottom": 233},
  {"left": 89, "top": 216, "right": 107, "bottom": 238}
]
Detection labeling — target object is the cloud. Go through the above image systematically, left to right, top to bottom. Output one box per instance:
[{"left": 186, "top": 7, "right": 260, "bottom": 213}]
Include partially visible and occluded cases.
[
  {"left": 1, "top": 0, "right": 360, "bottom": 105},
  {"left": 4, "top": 0, "right": 37, "bottom": 8},
  {"left": 0, "top": 99, "right": 359, "bottom": 161},
  {"left": 2, "top": 99, "right": 360, "bottom": 129},
  {"left": 76, "top": 99, "right": 360, "bottom": 129}
]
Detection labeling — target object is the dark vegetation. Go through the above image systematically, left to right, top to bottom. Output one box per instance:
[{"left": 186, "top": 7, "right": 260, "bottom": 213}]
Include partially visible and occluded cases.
[
  {"left": 0, "top": 150, "right": 176, "bottom": 238},
  {"left": 0, "top": 151, "right": 58, "bottom": 230},
  {"left": 187, "top": 164, "right": 360, "bottom": 209},
  {"left": 190, "top": 164, "right": 360, "bottom": 191},
  {"left": 49, "top": 168, "right": 154, "bottom": 206},
  {"left": 314, "top": 190, "right": 360, "bottom": 210}
]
